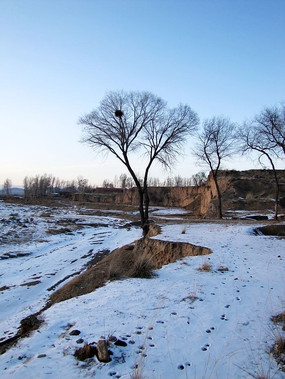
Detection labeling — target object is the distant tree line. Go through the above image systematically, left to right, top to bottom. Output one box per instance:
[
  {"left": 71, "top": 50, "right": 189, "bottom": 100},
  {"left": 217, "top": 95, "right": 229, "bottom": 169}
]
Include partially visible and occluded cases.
[
  {"left": 2, "top": 171, "right": 208, "bottom": 201},
  {"left": 101, "top": 171, "right": 207, "bottom": 189},
  {"left": 22, "top": 175, "right": 95, "bottom": 200}
]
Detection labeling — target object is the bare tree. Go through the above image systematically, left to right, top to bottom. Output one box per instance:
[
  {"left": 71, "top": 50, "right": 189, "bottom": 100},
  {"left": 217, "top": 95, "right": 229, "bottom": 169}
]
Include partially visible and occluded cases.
[
  {"left": 79, "top": 90, "right": 199, "bottom": 235},
  {"left": 255, "top": 104, "right": 285, "bottom": 156},
  {"left": 193, "top": 116, "right": 236, "bottom": 218},
  {"left": 238, "top": 118, "right": 282, "bottom": 220},
  {"left": 191, "top": 171, "right": 207, "bottom": 187},
  {"left": 119, "top": 173, "right": 127, "bottom": 189},
  {"left": 174, "top": 175, "right": 183, "bottom": 187},
  {"left": 77, "top": 176, "right": 89, "bottom": 194},
  {"left": 148, "top": 177, "right": 161, "bottom": 187},
  {"left": 3, "top": 178, "right": 12, "bottom": 197},
  {"left": 102, "top": 179, "right": 114, "bottom": 188}
]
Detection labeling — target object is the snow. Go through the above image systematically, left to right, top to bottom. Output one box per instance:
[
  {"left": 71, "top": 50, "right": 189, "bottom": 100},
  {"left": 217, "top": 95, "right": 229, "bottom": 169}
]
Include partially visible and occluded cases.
[
  {"left": 0, "top": 203, "right": 284, "bottom": 379},
  {"left": 150, "top": 207, "right": 189, "bottom": 216}
]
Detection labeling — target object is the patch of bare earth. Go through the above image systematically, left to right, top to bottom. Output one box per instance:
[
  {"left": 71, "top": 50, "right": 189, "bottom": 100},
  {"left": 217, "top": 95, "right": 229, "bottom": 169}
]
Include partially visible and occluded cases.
[
  {"left": 255, "top": 224, "right": 285, "bottom": 237},
  {"left": 48, "top": 236, "right": 212, "bottom": 305},
  {"left": 0, "top": 314, "right": 43, "bottom": 355}
]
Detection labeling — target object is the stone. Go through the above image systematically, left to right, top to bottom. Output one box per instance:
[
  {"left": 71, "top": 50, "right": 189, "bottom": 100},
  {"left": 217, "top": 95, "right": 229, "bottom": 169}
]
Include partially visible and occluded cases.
[{"left": 96, "top": 339, "right": 111, "bottom": 362}]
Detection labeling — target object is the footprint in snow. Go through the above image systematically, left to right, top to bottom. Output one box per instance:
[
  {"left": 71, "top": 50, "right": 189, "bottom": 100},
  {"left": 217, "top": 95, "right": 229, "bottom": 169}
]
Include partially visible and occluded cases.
[
  {"left": 135, "top": 326, "right": 143, "bottom": 334},
  {"left": 201, "top": 343, "right": 210, "bottom": 351},
  {"left": 177, "top": 362, "right": 191, "bottom": 370}
]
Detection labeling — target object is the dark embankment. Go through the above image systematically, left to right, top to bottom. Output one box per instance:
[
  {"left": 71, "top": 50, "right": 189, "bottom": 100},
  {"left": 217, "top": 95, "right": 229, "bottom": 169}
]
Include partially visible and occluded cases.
[{"left": 255, "top": 224, "right": 285, "bottom": 237}]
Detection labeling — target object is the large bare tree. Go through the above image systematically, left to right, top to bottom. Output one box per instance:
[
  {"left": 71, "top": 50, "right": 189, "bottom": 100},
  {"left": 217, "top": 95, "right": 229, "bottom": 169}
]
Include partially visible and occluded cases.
[
  {"left": 79, "top": 90, "right": 199, "bottom": 235},
  {"left": 193, "top": 116, "right": 236, "bottom": 218}
]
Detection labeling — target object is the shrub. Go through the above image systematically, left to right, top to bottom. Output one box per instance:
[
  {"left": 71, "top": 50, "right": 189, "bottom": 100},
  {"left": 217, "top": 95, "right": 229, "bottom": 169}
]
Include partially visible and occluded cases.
[
  {"left": 108, "top": 244, "right": 155, "bottom": 280},
  {"left": 128, "top": 253, "right": 155, "bottom": 279},
  {"left": 198, "top": 261, "right": 212, "bottom": 272},
  {"left": 270, "top": 337, "right": 285, "bottom": 371}
]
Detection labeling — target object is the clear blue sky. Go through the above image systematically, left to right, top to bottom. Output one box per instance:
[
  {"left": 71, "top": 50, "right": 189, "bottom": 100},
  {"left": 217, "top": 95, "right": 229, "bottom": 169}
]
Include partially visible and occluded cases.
[{"left": 1, "top": 0, "right": 284, "bottom": 186}]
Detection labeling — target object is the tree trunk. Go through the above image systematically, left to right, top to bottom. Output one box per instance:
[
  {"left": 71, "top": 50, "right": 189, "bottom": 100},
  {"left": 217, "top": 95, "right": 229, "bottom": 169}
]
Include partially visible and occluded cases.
[
  {"left": 265, "top": 153, "right": 280, "bottom": 220},
  {"left": 272, "top": 167, "right": 279, "bottom": 220},
  {"left": 213, "top": 173, "right": 222, "bottom": 219},
  {"left": 143, "top": 187, "right": 150, "bottom": 237},
  {"left": 137, "top": 189, "right": 149, "bottom": 237}
]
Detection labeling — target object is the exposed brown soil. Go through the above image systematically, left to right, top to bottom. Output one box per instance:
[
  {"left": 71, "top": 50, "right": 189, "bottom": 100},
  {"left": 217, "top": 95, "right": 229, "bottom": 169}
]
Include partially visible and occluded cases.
[
  {"left": 113, "top": 169, "right": 285, "bottom": 217},
  {"left": 256, "top": 224, "right": 285, "bottom": 237},
  {"left": 48, "top": 236, "right": 212, "bottom": 305},
  {"left": 20, "top": 280, "right": 41, "bottom": 287},
  {"left": 0, "top": 314, "right": 42, "bottom": 355},
  {"left": 74, "top": 342, "right": 97, "bottom": 361}
]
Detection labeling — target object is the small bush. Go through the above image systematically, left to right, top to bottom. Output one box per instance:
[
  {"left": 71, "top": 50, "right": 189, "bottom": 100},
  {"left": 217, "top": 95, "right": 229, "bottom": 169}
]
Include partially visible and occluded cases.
[
  {"left": 108, "top": 244, "right": 155, "bottom": 280},
  {"left": 128, "top": 253, "right": 155, "bottom": 279},
  {"left": 198, "top": 261, "right": 212, "bottom": 272},
  {"left": 272, "top": 311, "right": 285, "bottom": 331},
  {"left": 270, "top": 336, "right": 285, "bottom": 371},
  {"left": 130, "top": 365, "right": 144, "bottom": 379}
]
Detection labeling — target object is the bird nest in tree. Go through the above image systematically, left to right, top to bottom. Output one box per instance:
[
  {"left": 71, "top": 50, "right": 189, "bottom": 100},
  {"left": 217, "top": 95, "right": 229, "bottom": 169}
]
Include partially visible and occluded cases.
[{"left": 115, "top": 109, "right": 124, "bottom": 118}]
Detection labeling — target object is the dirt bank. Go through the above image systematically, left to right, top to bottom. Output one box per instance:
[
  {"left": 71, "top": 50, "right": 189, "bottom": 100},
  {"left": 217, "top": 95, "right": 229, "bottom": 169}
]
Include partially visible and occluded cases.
[{"left": 48, "top": 236, "right": 212, "bottom": 305}]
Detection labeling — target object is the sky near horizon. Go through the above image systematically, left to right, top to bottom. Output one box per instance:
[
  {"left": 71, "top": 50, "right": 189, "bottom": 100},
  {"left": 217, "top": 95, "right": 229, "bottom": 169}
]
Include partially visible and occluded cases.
[{"left": 1, "top": 0, "right": 284, "bottom": 187}]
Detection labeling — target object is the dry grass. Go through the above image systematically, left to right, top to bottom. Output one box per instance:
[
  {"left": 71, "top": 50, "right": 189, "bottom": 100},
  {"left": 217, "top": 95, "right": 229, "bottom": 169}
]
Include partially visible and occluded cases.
[
  {"left": 107, "top": 244, "right": 136, "bottom": 280},
  {"left": 108, "top": 245, "right": 155, "bottom": 280},
  {"left": 128, "top": 252, "right": 155, "bottom": 279},
  {"left": 198, "top": 261, "right": 212, "bottom": 272},
  {"left": 270, "top": 310, "right": 285, "bottom": 371},
  {"left": 271, "top": 311, "right": 285, "bottom": 329},
  {"left": 270, "top": 336, "right": 285, "bottom": 371},
  {"left": 130, "top": 365, "right": 145, "bottom": 379}
]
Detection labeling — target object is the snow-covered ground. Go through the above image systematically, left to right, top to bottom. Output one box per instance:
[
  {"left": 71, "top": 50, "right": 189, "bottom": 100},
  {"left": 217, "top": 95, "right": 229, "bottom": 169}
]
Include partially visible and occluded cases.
[
  {"left": 0, "top": 202, "right": 284, "bottom": 379},
  {"left": 0, "top": 202, "right": 141, "bottom": 340}
]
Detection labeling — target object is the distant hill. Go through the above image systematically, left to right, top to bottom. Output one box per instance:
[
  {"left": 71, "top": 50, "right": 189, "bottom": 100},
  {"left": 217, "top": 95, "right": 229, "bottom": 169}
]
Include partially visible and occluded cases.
[{"left": 0, "top": 187, "right": 24, "bottom": 197}]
